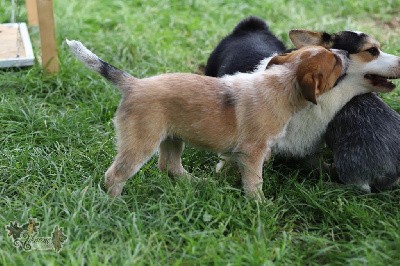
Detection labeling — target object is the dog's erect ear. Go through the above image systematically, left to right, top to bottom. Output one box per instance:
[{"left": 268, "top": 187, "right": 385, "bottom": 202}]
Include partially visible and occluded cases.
[
  {"left": 289, "top": 30, "right": 333, "bottom": 49},
  {"left": 265, "top": 53, "right": 289, "bottom": 69},
  {"left": 298, "top": 72, "right": 324, "bottom": 105}
]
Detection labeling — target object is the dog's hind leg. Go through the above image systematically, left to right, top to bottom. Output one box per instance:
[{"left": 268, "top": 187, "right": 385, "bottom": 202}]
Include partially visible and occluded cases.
[
  {"left": 105, "top": 120, "right": 166, "bottom": 197},
  {"left": 158, "top": 137, "right": 189, "bottom": 177},
  {"left": 105, "top": 141, "right": 162, "bottom": 197}
]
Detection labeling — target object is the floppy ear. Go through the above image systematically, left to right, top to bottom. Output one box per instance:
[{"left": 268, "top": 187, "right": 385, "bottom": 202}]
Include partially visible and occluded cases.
[
  {"left": 289, "top": 30, "right": 332, "bottom": 48},
  {"left": 265, "top": 53, "right": 289, "bottom": 69},
  {"left": 298, "top": 72, "right": 324, "bottom": 105}
]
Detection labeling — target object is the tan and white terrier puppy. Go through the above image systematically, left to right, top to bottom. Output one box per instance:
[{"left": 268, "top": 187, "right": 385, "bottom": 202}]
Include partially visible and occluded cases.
[{"left": 67, "top": 40, "right": 347, "bottom": 201}]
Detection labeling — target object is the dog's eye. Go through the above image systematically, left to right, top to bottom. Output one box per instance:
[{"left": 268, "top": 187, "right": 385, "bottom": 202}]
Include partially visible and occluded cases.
[{"left": 366, "top": 47, "right": 379, "bottom": 56}]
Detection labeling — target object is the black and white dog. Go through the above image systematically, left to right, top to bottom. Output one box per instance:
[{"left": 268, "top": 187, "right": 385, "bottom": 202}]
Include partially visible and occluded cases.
[
  {"left": 205, "top": 16, "right": 400, "bottom": 192},
  {"left": 205, "top": 17, "right": 286, "bottom": 77},
  {"left": 325, "top": 93, "right": 400, "bottom": 192}
]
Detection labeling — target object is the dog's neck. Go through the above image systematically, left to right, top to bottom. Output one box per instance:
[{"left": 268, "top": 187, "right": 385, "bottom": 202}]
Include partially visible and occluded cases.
[
  {"left": 273, "top": 75, "right": 371, "bottom": 158},
  {"left": 316, "top": 75, "right": 369, "bottom": 113}
]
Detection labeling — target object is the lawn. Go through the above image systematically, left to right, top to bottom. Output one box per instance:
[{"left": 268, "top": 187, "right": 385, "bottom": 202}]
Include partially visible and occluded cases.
[{"left": 1, "top": 0, "right": 400, "bottom": 265}]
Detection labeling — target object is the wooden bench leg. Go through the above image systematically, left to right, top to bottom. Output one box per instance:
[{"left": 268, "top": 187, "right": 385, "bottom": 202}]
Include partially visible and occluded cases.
[
  {"left": 26, "top": 0, "right": 39, "bottom": 26},
  {"left": 37, "top": 0, "right": 59, "bottom": 73}
]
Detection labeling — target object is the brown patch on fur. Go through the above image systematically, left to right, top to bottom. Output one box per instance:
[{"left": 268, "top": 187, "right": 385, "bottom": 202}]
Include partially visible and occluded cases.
[
  {"left": 102, "top": 46, "right": 343, "bottom": 201},
  {"left": 267, "top": 47, "right": 343, "bottom": 104},
  {"left": 295, "top": 48, "right": 343, "bottom": 104},
  {"left": 353, "top": 51, "right": 377, "bottom": 63},
  {"left": 266, "top": 53, "right": 292, "bottom": 68}
]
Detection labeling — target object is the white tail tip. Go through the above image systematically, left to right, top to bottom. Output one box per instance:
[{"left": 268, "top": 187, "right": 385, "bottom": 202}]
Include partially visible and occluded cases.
[{"left": 66, "top": 39, "right": 101, "bottom": 71}]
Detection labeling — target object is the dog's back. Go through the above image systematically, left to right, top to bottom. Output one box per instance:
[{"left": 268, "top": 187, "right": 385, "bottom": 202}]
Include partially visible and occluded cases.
[
  {"left": 205, "top": 16, "right": 286, "bottom": 77},
  {"left": 326, "top": 93, "right": 400, "bottom": 192}
]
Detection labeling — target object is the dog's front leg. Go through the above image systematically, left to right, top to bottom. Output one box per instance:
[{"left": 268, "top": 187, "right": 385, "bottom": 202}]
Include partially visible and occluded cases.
[{"left": 238, "top": 144, "right": 269, "bottom": 202}]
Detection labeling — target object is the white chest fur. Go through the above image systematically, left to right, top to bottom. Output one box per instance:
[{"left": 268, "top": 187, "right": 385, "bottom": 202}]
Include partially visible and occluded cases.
[{"left": 272, "top": 76, "right": 368, "bottom": 158}]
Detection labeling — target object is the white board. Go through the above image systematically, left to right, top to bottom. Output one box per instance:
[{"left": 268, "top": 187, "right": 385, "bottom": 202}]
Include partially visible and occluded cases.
[{"left": 0, "top": 23, "right": 35, "bottom": 68}]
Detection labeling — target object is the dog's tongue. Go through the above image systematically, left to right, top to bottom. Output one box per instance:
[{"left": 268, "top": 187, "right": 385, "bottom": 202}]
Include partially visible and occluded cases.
[{"left": 365, "top": 74, "right": 396, "bottom": 91}]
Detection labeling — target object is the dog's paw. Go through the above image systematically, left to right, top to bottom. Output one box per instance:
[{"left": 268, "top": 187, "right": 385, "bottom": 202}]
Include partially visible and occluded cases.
[
  {"left": 215, "top": 160, "right": 226, "bottom": 173},
  {"left": 182, "top": 171, "right": 206, "bottom": 182},
  {"left": 104, "top": 176, "right": 124, "bottom": 197},
  {"left": 106, "top": 183, "right": 124, "bottom": 197},
  {"left": 244, "top": 183, "right": 265, "bottom": 202}
]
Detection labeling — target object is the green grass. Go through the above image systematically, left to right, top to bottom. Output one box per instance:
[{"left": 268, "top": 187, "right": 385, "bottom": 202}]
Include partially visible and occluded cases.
[{"left": 1, "top": 0, "right": 400, "bottom": 264}]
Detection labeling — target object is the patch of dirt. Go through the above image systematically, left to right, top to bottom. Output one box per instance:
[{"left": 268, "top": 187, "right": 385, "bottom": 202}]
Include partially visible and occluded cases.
[
  {"left": 359, "top": 14, "right": 400, "bottom": 43},
  {"left": 383, "top": 17, "right": 400, "bottom": 29}
]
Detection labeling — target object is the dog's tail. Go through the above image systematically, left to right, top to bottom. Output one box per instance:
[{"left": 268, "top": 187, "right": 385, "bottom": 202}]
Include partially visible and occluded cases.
[
  {"left": 232, "top": 16, "right": 269, "bottom": 34},
  {"left": 66, "top": 39, "right": 136, "bottom": 93}
]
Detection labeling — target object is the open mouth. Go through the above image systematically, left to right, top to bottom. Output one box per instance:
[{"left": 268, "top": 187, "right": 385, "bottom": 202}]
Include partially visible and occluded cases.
[{"left": 364, "top": 74, "right": 397, "bottom": 91}]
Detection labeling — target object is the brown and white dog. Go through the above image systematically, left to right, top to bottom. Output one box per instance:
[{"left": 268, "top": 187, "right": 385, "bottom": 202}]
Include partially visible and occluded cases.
[{"left": 67, "top": 40, "right": 347, "bottom": 200}]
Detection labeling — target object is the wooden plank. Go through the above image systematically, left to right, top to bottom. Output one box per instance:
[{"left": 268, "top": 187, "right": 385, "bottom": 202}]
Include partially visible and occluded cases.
[
  {"left": 26, "top": 0, "right": 39, "bottom": 26},
  {"left": 37, "top": 0, "right": 59, "bottom": 73},
  {"left": 0, "top": 23, "right": 34, "bottom": 68},
  {"left": 0, "top": 24, "right": 26, "bottom": 59}
]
